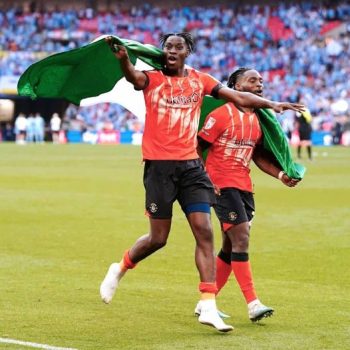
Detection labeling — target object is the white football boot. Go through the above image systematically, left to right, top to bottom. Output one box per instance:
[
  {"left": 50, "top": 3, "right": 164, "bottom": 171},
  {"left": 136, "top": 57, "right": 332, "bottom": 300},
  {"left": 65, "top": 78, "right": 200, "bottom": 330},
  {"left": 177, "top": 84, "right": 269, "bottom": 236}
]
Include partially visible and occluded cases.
[
  {"left": 100, "top": 263, "right": 125, "bottom": 304},
  {"left": 198, "top": 299, "right": 234, "bottom": 332},
  {"left": 248, "top": 299, "right": 274, "bottom": 322},
  {"left": 194, "top": 300, "right": 231, "bottom": 319}
]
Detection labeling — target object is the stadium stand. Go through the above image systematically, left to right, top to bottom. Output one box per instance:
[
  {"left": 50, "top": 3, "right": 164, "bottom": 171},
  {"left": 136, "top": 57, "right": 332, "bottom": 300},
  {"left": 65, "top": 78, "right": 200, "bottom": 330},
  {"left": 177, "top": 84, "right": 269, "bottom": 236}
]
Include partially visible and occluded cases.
[{"left": 0, "top": 0, "right": 349, "bottom": 144}]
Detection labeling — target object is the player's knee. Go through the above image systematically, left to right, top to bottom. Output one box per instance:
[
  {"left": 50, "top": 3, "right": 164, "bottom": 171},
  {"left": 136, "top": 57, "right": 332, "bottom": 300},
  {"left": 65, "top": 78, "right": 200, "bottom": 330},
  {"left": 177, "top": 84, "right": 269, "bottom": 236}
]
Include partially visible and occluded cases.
[
  {"left": 194, "top": 225, "right": 214, "bottom": 244},
  {"left": 236, "top": 230, "right": 250, "bottom": 251},
  {"left": 149, "top": 236, "right": 167, "bottom": 250}
]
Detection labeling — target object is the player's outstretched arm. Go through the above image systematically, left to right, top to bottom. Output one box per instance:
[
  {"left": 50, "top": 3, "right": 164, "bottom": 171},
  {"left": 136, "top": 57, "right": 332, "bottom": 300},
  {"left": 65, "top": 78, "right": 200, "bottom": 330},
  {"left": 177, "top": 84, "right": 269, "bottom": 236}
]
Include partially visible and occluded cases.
[
  {"left": 105, "top": 37, "right": 148, "bottom": 90},
  {"left": 217, "top": 86, "right": 305, "bottom": 113},
  {"left": 252, "top": 145, "right": 300, "bottom": 187}
]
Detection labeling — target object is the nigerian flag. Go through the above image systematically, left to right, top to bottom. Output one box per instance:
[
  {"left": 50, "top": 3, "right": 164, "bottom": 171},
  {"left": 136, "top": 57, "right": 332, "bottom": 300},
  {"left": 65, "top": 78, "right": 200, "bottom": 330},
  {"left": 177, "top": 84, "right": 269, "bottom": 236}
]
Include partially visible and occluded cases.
[{"left": 17, "top": 35, "right": 305, "bottom": 179}]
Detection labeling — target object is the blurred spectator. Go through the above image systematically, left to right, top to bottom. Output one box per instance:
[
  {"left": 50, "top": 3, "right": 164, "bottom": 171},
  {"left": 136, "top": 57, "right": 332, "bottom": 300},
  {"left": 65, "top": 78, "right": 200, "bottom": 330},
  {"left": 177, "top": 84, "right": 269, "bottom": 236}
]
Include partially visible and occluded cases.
[
  {"left": 296, "top": 107, "right": 313, "bottom": 160},
  {"left": 279, "top": 109, "right": 295, "bottom": 143},
  {"left": 34, "top": 112, "right": 45, "bottom": 143},
  {"left": 50, "top": 112, "right": 61, "bottom": 143},
  {"left": 14, "top": 113, "right": 27, "bottom": 144},
  {"left": 26, "top": 113, "right": 35, "bottom": 142},
  {"left": 332, "top": 116, "right": 345, "bottom": 145},
  {"left": 1, "top": 122, "right": 15, "bottom": 141}
]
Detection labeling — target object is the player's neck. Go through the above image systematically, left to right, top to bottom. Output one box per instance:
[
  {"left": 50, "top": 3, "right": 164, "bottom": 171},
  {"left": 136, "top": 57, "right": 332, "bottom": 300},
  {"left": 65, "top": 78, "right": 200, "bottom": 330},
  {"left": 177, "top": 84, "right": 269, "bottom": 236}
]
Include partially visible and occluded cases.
[{"left": 163, "top": 67, "right": 188, "bottom": 77}]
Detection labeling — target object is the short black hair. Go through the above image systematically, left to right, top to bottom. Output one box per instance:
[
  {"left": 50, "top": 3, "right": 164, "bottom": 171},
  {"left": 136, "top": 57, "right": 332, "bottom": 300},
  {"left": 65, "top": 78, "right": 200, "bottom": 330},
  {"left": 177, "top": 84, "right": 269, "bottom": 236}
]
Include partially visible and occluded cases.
[
  {"left": 159, "top": 32, "right": 195, "bottom": 53},
  {"left": 227, "top": 67, "right": 253, "bottom": 89}
]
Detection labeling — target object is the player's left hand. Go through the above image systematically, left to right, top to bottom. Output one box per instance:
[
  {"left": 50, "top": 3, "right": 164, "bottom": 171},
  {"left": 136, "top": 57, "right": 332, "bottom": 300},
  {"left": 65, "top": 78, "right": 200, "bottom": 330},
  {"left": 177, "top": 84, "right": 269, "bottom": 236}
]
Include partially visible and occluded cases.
[
  {"left": 272, "top": 102, "right": 305, "bottom": 113},
  {"left": 281, "top": 173, "right": 300, "bottom": 187}
]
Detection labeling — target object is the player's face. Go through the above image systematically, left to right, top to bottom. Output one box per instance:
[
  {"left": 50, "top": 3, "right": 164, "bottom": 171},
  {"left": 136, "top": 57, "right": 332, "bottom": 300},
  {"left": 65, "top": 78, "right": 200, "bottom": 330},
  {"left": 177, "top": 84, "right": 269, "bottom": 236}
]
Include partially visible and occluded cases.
[
  {"left": 163, "top": 36, "right": 189, "bottom": 71},
  {"left": 237, "top": 70, "right": 264, "bottom": 96}
]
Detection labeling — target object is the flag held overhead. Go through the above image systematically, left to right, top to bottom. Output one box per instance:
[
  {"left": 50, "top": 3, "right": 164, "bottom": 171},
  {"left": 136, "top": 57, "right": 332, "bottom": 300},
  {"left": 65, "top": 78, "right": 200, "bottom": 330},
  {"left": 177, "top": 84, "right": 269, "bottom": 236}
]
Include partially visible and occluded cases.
[{"left": 17, "top": 36, "right": 163, "bottom": 105}]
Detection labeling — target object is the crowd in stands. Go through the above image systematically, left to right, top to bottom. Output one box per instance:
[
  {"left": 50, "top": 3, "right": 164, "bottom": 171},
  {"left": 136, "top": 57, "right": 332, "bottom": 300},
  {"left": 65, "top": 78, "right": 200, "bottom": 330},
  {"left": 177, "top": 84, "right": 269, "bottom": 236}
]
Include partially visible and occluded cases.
[
  {"left": 1, "top": 1, "right": 350, "bottom": 142},
  {"left": 64, "top": 103, "right": 141, "bottom": 133}
]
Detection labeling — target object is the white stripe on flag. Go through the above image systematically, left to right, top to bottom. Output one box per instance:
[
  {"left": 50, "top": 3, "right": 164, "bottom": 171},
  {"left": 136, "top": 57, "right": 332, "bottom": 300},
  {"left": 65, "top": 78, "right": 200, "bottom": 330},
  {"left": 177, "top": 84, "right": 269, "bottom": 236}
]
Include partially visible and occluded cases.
[
  {"left": 80, "top": 59, "right": 150, "bottom": 121},
  {"left": 0, "top": 337, "right": 78, "bottom": 350}
]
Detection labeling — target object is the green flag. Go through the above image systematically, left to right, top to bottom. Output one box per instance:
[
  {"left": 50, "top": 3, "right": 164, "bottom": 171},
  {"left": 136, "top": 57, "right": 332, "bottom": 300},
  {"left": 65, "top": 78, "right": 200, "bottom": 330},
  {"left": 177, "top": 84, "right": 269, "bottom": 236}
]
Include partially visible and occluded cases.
[
  {"left": 17, "top": 35, "right": 305, "bottom": 179},
  {"left": 17, "top": 36, "right": 163, "bottom": 105},
  {"left": 256, "top": 108, "right": 305, "bottom": 179}
]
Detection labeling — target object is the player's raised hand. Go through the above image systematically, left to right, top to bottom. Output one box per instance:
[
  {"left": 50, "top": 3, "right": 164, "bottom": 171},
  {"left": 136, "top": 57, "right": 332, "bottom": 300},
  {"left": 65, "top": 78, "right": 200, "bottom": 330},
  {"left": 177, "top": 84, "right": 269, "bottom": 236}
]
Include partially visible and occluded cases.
[
  {"left": 105, "top": 37, "right": 129, "bottom": 59},
  {"left": 271, "top": 102, "right": 305, "bottom": 113}
]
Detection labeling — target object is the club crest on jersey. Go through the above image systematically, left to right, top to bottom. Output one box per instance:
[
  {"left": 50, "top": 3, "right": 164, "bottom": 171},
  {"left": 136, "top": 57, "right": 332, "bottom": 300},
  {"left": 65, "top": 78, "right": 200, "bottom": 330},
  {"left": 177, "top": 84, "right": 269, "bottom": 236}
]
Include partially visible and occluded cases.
[
  {"left": 190, "top": 80, "right": 200, "bottom": 90},
  {"left": 204, "top": 116, "right": 216, "bottom": 130},
  {"left": 149, "top": 203, "right": 158, "bottom": 213},
  {"left": 228, "top": 211, "right": 237, "bottom": 221}
]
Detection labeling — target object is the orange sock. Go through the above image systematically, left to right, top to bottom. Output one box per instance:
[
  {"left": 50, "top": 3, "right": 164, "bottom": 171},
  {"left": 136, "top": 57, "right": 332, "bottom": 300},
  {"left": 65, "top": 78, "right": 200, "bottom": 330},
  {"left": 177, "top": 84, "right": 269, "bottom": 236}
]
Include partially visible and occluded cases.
[
  {"left": 120, "top": 250, "right": 137, "bottom": 272},
  {"left": 231, "top": 252, "right": 257, "bottom": 304},
  {"left": 216, "top": 253, "right": 232, "bottom": 294},
  {"left": 199, "top": 282, "right": 218, "bottom": 299},
  {"left": 201, "top": 292, "right": 215, "bottom": 300}
]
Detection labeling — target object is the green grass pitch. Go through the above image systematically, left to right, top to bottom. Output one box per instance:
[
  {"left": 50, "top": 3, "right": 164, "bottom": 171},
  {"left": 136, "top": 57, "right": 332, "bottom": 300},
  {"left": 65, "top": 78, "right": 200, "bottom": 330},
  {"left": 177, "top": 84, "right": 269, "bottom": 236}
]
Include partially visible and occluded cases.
[{"left": 0, "top": 144, "right": 349, "bottom": 350}]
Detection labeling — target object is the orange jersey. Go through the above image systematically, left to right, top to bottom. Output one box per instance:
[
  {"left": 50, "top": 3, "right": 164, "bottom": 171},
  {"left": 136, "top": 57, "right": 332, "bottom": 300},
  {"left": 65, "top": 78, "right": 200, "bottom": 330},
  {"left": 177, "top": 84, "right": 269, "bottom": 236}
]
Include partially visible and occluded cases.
[
  {"left": 142, "top": 69, "right": 220, "bottom": 160},
  {"left": 198, "top": 103, "right": 262, "bottom": 192}
]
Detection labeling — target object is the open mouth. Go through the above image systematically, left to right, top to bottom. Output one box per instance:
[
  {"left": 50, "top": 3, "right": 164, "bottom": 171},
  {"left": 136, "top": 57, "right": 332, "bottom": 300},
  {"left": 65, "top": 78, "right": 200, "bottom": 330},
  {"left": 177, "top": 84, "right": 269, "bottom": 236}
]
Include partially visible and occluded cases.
[
  {"left": 167, "top": 55, "right": 177, "bottom": 64},
  {"left": 255, "top": 90, "right": 263, "bottom": 96}
]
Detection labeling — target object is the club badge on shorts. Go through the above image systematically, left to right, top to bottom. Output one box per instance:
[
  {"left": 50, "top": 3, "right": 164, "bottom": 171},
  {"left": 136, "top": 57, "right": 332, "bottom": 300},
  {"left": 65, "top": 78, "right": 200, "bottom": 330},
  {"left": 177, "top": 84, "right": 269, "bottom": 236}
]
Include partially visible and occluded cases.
[
  {"left": 149, "top": 203, "right": 158, "bottom": 213},
  {"left": 228, "top": 211, "right": 237, "bottom": 221}
]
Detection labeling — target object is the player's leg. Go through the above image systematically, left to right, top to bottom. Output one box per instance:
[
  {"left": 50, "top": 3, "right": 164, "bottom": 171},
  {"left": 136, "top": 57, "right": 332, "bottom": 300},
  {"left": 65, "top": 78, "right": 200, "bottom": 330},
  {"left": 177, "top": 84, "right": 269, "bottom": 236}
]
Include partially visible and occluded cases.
[
  {"left": 303, "top": 139, "right": 312, "bottom": 160},
  {"left": 297, "top": 143, "right": 302, "bottom": 159},
  {"left": 307, "top": 145, "right": 312, "bottom": 159},
  {"left": 178, "top": 159, "right": 218, "bottom": 284},
  {"left": 100, "top": 160, "right": 175, "bottom": 303},
  {"left": 179, "top": 160, "right": 233, "bottom": 331},
  {"left": 210, "top": 189, "right": 240, "bottom": 298},
  {"left": 226, "top": 190, "right": 274, "bottom": 321},
  {"left": 187, "top": 210, "right": 215, "bottom": 283},
  {"left": 187, "top": 211, "right": 233, "bottom": 332},
  {"left": 100, "top": 218, "right": 171, "bottom": 304},
  {"left": 129, "top": 218, "right": 172, "bottom": 262},
  {"left": 227, "top": 221, "right": 256, "bottom": 301},
  {"left": 227, "top": 222, "right": 273, "bottom": 321},
  {"left": 193, "top": 223, "right": 231, "bottom": 319},
  {"left": 194, "top": 228, "right": 233, "bottom": 318},
  {"left": 216, "top": 229, "right": 233, "bottom": 294}
]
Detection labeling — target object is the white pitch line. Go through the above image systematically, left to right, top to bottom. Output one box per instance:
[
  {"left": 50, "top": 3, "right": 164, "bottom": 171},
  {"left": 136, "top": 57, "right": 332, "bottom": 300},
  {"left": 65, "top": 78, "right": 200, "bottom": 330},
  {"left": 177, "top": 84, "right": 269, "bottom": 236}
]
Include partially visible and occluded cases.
[{"left": 0, "top": 337, "right": 78, "bottom": 350}]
